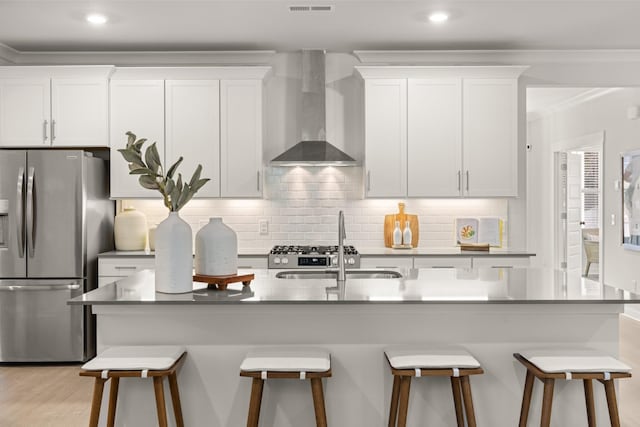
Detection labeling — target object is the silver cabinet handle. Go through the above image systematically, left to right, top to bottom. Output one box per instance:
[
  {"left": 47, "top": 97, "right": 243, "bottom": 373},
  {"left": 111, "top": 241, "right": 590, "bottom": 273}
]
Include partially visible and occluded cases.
[
  {"left": 51, "top": 119, "right": 56, "bottom": 141},
  {"left": 43, "top": 120, "right": 48, "bottom": 143},
  {"left": 16, "top": 167, "right": 24, "bottom": 258},
  {"left": 26, "top": 167, "right": 35, "bottom": 257},
  {"left": 457, "top": 170, "right": 461, "bottom": 191},
  {"left": 257, "top": 171, "right": 260, "bottom": 191},
  {"left": 367, "top": 171, "right": 371, "bottom": 192},
  {"left": 466, "top": 171, "right": 469, "bottom": 192},
  {"left": 114, "top": 266, "right": 137, "bottom": 270},
  {"left": 0, "top": 283, "right": 80, "bottom": 291}
]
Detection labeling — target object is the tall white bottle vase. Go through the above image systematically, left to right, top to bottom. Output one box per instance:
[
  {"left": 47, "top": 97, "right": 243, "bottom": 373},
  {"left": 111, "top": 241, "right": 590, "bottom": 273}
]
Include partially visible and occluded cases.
[
  {"left": 114, "top": 207, "right": 148, "bottom": 251},
  {"left": 154, "top": 212, "right": 193, "bottom": 293},
  {"left": 195, "top": 217, "right": 238, "bottom": 276},
  {"left": 392, "top": 220, "right": 402, "bottom": 246},
  {"left": 403, "top": 222, "right": 413, "bottom": 247}
]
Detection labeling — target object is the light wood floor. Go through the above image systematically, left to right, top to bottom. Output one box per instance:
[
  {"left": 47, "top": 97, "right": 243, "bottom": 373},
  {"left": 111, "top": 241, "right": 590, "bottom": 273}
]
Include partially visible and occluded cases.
[{"left": 1, "top": 316, "right": 640, "bottom": 426}]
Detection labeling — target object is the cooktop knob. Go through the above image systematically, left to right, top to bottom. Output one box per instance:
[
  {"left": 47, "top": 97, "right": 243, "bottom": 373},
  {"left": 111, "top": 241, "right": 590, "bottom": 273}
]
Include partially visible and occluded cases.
[
  {"left": 273, "top": 257, "right": 281, "bottom": 264},
  {"left": 281, "top": 258, "right": 289, "bottom": 264},
  {"left": 347, "top": 258, "right": 356, "bottom": 265}
]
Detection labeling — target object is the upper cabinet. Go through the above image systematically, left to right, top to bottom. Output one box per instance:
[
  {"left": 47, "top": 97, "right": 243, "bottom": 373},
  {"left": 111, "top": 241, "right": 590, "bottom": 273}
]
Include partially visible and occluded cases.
[
  {"left": 357, "top": 66, "right": 526, "bottom": 198},
  {"left": 0, "top": 67, "right": 112, "bottom": 148},
  {"left": 109, "top": 67, "right": 270, "bottom": 199}
]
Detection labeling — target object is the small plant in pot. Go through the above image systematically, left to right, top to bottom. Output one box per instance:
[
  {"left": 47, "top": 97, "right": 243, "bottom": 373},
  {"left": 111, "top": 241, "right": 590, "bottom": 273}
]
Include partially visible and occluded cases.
[{"left": 118, "top": 131, "right": 210, "bottom": 293}]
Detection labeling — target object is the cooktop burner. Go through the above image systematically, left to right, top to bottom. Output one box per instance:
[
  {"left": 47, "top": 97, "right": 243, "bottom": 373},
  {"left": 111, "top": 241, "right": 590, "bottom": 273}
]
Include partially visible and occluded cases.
[{"left": 268, "top": 245, "right": 360, "bottom": 268}]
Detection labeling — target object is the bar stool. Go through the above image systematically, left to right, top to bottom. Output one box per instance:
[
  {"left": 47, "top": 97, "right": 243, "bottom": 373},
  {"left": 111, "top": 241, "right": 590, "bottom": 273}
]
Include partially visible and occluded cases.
[
  {"left": 79, "top": 345, "right": 187, "bottom": 427},
  {"left": 385, "top": 345, "right": 484, "bottom": 427},
  {"left": 239, "top": 346, "right": 332, "bottom": 427},
  {"left": 514, "top": 349, "right": 632, "bottom": 427}
]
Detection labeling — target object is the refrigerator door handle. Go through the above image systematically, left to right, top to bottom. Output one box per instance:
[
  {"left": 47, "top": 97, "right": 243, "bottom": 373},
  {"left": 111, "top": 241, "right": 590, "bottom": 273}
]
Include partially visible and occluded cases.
[
  {"left": 26, "top": 166, "right": 35, "bottom": 257},
  {"left": 16, "top": 167, "right": 25, "bottom": 258},
  {"left": 0, "top": 283, "right": 81, "bottom": 291}
]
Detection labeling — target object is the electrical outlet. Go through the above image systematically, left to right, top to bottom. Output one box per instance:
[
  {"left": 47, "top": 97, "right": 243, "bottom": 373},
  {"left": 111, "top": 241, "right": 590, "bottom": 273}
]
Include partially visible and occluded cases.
[
  {"left": 611, "top": 214, "right": 616, "bottom": 226},
  {"left": 259, "top": 219, "right": 269, "bottom": 235}
]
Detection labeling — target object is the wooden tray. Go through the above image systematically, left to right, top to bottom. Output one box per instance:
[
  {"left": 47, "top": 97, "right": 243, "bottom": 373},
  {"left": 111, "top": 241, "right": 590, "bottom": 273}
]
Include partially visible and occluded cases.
[
  {"left": 384, "top": 202, "right": 419, "bottom": 248},
  {"left": 460, "top": 243, "right": 490, "bottom": 252},
  {"left": 193, "top": 273, "right": 255, "bottom": 290}
]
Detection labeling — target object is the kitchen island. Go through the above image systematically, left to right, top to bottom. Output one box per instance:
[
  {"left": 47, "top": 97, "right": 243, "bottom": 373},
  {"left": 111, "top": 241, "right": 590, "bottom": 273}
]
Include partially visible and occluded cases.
[{"left": 71, "top": 268, "right": 638, "bottom": 427}]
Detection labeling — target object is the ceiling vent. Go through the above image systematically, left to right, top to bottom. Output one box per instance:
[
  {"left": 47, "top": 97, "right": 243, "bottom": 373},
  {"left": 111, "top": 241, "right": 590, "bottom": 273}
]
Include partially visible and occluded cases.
[{"left": 289, "top": 5, "right": 334, "bottom": 12}]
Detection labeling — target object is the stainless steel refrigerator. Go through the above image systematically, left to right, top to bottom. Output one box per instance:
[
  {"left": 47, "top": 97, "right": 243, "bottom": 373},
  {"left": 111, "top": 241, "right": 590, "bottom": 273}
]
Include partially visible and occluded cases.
[{"left": 0, "top": 150, "right": 114, "bottom": 362}]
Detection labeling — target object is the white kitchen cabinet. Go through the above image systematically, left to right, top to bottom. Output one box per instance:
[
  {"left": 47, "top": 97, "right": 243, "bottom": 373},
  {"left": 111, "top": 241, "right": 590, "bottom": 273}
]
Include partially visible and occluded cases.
[
  {"left": 357, "top": 66, "right": 526, "bottom": 198},
  {"left": 0, "top": 75, "right": 109, "bottom": 148},
  {"left": 220, "top": 79, "right": 263, "bottom": 198},
  {"left": 364, "top": 79, "right": 407, "bottom": 197},
  {"left": 407, "top": 79, "right": 462, "bottom": 197},
  {"left": 462, "top": 79, "right": 518, "bottom": 197},
  {"left": 110, "top": 80, "right": 166, "bottom": 198},
  {"left": 166, "top": 80, "right": 220, "bottom": 198},
  {"left": 360, "top": 256, "right": 413, "bottom": 269},
  {"left": 472, "top": 256, "right": 530, "bottom": 268},
  {"left": 98, "top": 257, "right": 155, "bottom": 288},
  {"left": 413, "top": 257, "right": 472, "bottom": 269}
]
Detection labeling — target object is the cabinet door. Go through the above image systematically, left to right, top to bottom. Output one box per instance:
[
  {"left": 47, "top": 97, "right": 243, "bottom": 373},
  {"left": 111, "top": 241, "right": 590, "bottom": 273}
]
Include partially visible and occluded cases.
[
  {"left": 462, "top": 78, "right": 518, "bottom": 197},
  {"left": 0, "top": 79, "right": 50, "bottom": 147},
  {"left": 51, "top": 79, "right": 109, "bottom": 147},
  {"left": 364, "top": 79, "right": 407, "bottom": 197},
  {"left": 408, "top": 79, "right": 462, "bottom": 197},
  {"left": 109, "top": 80, "right": 165, "bottom": 199},
  {"left": 166, "top": 80, "right": 220, "bottom": 198},
  {"left": 220, "top": 80, "right": 263, "bottom": 198}
]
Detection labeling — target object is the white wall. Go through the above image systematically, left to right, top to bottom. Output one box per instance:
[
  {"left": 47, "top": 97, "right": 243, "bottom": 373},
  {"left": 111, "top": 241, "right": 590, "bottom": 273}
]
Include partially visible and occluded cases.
[{"left": 527, "top": 88, "right": 640, "bottom": 290}]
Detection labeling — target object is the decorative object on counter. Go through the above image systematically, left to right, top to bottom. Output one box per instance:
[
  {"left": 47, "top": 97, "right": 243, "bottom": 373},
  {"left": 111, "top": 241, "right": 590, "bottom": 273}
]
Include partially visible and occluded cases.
[
  {"left": 118, "top": 131, "right": 210, "bottom": 293},
  {"left": 384, "top": 202, "right": 419, "bottom": 248},
  {"left": 114, "top": 207, "right": 148, "bottom": 251},
  {"left": 195, "top": 217, "right": 238, "bottom": 276},
  {"left": 455, "top": 217, "right": 503, "bottom": 247},
  {"left": 393, "top": 220, "right": 402, "bottom": 246},
  {"left": 402, "top": 221, "right": 412, "bottom": 246},
  {"left": 148, "top": 224, "right": 157, "bottom": 251},
  {"left": 460, "top": 243, "right": 490, "bottom": 252},
  {"left": 193, "top": 272, "right": 255, "bottom": 291}
]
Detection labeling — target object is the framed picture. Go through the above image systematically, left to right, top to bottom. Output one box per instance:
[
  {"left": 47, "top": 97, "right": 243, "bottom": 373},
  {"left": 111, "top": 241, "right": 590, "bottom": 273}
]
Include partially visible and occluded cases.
[{"left": 622, "top": 149, "right": 640, "bottom": 250}]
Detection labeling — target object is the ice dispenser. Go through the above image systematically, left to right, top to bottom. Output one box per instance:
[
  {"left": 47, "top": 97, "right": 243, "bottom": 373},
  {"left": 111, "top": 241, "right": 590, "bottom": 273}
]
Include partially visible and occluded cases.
[{"left": 0, "top": 199, "right": 8, "bottom": 248}]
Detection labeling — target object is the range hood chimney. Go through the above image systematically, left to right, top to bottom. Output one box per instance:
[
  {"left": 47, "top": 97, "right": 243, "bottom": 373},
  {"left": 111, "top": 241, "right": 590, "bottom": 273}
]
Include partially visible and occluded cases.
[{"left": 271, "top": 50, "right": 356, "bottom": 166}]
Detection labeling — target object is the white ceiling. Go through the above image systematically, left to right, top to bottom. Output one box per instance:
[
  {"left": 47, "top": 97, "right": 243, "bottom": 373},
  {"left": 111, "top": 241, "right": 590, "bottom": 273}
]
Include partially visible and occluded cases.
[{"left": 1, "top": 0, "right": 640, "bottom": 52}]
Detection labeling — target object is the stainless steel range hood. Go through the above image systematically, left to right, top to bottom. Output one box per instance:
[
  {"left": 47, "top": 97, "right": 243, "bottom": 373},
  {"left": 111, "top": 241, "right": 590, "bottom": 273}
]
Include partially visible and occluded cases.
[{"left": 271, "top": 50, "right": 356, "bottom": 166}]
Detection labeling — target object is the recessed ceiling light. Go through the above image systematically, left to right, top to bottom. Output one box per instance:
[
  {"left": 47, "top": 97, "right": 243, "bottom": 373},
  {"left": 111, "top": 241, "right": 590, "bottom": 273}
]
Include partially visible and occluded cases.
[
  {"left": 428, "top": 11, "right": 449, "bottom": 23},
  {"left": 86, "top": 13, "right": 108, "bottom": 25}
]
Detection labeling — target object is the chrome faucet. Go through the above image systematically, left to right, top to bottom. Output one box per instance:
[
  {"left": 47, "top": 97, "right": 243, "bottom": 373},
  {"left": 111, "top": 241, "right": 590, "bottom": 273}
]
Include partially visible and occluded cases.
[{"left": 337, "top": 210, "right": 346, "bottom": 282}]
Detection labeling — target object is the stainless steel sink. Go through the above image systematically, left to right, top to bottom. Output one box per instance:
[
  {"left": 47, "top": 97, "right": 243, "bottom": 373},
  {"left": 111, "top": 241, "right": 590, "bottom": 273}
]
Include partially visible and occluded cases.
[{"left": 275, "top": 270, "right": 403, "bottom": 279}]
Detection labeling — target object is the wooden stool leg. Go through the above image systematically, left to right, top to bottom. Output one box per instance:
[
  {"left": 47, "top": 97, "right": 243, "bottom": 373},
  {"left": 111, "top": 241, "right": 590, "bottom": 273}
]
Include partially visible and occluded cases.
[
  {"left": 519, "top": 370, "right": 535, "bottom": 427},
  {"left": 168, "top": 372, "right": 185, "bottom": 427},
  {"left": 388, "top": 375, "right": 401, "bottom": 427},
  {"left": 153, "top": 376, "right": 169, "bottom": 427},
  {"left": 396, "top": 376, "right": 412, "bottom": 427},
  {"left": 460, "top": 376, "right": 477, "bottom": 427},
  {"left": 89, "top": 377, "right": 107, "bottom": 427},
  {"left": 106, "top": 377, "right": 119, "bottom": 427},
  {"left": 450, "top": 377, "right": 465, "bottom": 427},
  {"left": 247, "top": 378, "right": 264, "bottom": 427},
  {"left": 310, "top": 378, "right": 328, "bottom": 427},
  {"left": 540, "top": 378, "right": 555, "bottom": 427},
  {"left": 583, "top": 379, "right": 596, "bottom": 427},
  {"left": 603, "top": 379, "right": 621, "bottom": 427}
]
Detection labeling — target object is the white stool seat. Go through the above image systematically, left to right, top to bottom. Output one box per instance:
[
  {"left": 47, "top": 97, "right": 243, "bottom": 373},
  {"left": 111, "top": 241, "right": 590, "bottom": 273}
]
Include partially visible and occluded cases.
[
  {"left": 82, "top": 345, "right": 186, "bottom": 371},
  {"left": 385, "top": 345, "right": 481, "bottom": 369},
  {"left": 240, "top": 347, "right": 331, "bottom": 372},
  {"left": 521, "top": 348, "right": 631, "bottom": 373}
]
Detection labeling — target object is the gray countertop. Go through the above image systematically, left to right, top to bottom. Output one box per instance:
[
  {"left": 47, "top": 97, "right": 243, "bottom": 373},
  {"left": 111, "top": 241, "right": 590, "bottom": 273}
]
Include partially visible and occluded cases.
[
  {"left": 98, "top": 248, "right": 535, "bottom": 258},
  {"left": 71, "top": 267, "right": 638, "bottom": 305}
]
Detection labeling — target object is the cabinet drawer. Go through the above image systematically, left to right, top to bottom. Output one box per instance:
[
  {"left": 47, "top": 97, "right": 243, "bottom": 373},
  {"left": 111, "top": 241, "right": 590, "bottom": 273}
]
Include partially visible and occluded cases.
[
  {"left": 238, "top": 256, "right": 268, "bottom": 269},
  {"left": 360, "top": 257, "right": 413, "bottom": 269},
  {"left": 414, "top": 257, "right": 472, "bottom": 269},
  {"left": 472, "top": 257, "right": 530, "bottom": 268},
  {"left": 98, "top": 258, "right": 155, "bottom": 276},
  {"left": 98, "top": 277, "right": 120, "bottom": 288}
]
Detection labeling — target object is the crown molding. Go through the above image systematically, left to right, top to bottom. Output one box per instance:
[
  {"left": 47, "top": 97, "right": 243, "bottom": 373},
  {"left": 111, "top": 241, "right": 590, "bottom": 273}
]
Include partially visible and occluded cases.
[
  {"left": 0, "top": 48, "right": 276, "bottom": 66},
  {"left": 354, "top": 50, "right": 640, "bottom": 65},
  {"left": 355, "top": 65, "right": 529, "bottom": 79},
  {"left": 527, "top": 88, "right": 622, "bottom": 122}
]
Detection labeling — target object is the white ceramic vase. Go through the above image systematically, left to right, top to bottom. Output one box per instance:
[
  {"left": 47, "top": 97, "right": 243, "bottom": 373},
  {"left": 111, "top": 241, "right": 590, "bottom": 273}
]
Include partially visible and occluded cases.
[
  {"left": 114, "top": 207, "right": 148, "bottom": 251},
  {"left": 154, "top": 212, "right": 193, "bottom": 293},
  {"left": 195, "top": 217, "right": 238, "bottom": 276}
]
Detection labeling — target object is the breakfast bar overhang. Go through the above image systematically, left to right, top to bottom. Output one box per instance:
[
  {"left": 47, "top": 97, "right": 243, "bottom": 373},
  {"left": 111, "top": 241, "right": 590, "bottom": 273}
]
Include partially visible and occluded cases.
[{"left": 70, "top": 268, "right": 640, "bottom": 427}]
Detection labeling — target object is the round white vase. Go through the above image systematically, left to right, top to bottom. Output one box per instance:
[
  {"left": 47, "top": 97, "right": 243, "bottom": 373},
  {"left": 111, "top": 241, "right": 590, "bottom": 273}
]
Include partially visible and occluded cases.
[
  {"left": 114, "top": 207, "right": 148, "bottom": 251},
  {"left": 154, "top": 212, "right": 193, "bottom": 294},
  {"left": 195, "top": 217, "right": 238, "bottom": 276}
]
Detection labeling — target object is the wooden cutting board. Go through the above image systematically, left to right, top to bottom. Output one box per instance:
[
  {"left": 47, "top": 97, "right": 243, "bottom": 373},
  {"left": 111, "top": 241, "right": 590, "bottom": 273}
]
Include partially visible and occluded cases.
[{"left": 384, "top": 203, "right": 419, "bottom": 248}]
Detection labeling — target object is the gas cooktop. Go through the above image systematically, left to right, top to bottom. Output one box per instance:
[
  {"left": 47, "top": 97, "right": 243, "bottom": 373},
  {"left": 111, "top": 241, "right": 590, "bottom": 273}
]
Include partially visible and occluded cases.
[{"left": 268, "top": 245, "right": 360, "bottom": 269}]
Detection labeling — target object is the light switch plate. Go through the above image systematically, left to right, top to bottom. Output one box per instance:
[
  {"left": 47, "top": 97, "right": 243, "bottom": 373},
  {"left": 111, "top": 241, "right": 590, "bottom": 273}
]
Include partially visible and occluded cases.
[
  {"left": 611, "top": 214, "right": 616, "bottom": 226},
  {"left": 259, "top": 219, "right": 269, "bottom": 235}
]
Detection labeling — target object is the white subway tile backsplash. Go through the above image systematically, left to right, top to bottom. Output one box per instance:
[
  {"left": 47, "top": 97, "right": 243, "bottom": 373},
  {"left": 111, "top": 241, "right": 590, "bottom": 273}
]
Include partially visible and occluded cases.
[{"left": 124, "top": 166, "right": 508, "bottom": 251}]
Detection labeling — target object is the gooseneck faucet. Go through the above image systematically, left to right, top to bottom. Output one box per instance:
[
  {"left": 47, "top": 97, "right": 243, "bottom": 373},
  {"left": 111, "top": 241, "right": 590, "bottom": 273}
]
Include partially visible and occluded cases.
[{"left": 337, "top": 210, "right": 346, "bottom": 283}]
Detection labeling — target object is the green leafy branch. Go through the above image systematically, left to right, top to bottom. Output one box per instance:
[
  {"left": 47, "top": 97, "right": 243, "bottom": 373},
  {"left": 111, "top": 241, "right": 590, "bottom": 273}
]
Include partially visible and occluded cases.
[{"left": 118, "top": 131, "right": 210, "bottom": 212}]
